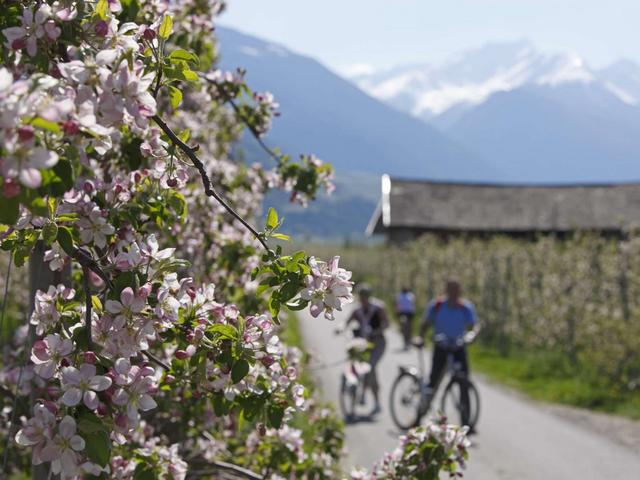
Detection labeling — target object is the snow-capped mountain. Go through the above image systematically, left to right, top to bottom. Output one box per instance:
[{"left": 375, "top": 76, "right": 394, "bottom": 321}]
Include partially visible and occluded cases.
[{"left": 351, "top": 41, "right": 640, "bottom": 122}]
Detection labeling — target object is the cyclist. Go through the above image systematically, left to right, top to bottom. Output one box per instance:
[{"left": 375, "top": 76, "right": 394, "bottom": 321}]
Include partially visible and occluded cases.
[
  {"left": 414, "top": 279, "right": 480, "bottom": 423},
  {"left": 346, "top": 284, "right": 389, "bottom": 415},
  {"left": 395, "top": 287, "right": 416, "bottom": 350}
]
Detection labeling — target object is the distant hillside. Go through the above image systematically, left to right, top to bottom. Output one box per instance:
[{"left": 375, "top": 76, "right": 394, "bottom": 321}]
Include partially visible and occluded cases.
[
  {"left": 216, "top": 27, "right": 497, "bottom": 181},
  {"left": 446, "top": 83, "right": 640, "bottom": 182}
]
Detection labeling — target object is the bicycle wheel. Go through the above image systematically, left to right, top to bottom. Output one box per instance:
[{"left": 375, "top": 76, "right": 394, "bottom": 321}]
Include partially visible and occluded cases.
[
  {"left": 390, "top": 371, "right": 423, "bottom": 430},
  {"left": 339, "top": 373, "right": 358, "bottom": 419},
  {"left": 440, "top": 376, "right": 480, "bottom": 430}
]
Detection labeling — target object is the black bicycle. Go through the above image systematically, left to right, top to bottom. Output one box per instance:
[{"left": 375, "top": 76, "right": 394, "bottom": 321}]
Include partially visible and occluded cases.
[
  {"left": 337, "top": 327, "right": 373, "bottom": 421},
  {"left": 389, "top": 335, "right": 480, "bottom": 430}
]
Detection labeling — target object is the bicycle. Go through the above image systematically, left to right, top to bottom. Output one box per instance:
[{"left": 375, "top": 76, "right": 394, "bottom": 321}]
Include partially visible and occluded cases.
[
  {"left": 337, "top": 328, "right": 373, "bottom": 422},
  {"left": 389, "top": 334, "right": 480, "bottom": 431}
]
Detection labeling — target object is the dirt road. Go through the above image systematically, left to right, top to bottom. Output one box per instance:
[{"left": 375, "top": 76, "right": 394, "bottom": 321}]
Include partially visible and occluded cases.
[{"left": 299, "top": 308, "right": 640, "bottom": 479}]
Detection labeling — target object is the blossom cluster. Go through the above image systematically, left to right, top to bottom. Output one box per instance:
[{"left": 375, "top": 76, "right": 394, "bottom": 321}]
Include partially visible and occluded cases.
[
  {"left": 0, "top": 1, "right": 465, "bottom": 479},
  {"left": 301, "top": 256, "right": 354, "bottom": 320},
  {"left": 350, "top": 419, "right": 470, "bottom": 479}
]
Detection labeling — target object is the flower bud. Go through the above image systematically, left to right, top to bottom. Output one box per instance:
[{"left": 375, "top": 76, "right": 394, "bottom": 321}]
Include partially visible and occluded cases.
[
  {"left": 94, "top": 20, "right": 109, "bottom": 37},
  {"left": 11, "top": 38, "right": 26, "bottom": 51},
  {"left": 62, "top": 120, "right": 80, "bottom": 136},
  {"left": 17, "top": 126, "right": 34, "bottom": 142},
  {"left": 2, "top": 179, "right": 20, "bottom": 199},
  {"left": 138, "top": 283, "right": 152, "bottom": 299},
  {"left": 175, "top": 350, "right": 189, "bottom": 360},
  {"left": 83, "top": 351, "right": 98, "bottom": 364},
  {"left": 261, "top": 355, "right": 275, "bottom": 368},
  {"left": 164, "top": 374, "right": 176, "bottom": 384},
  {"left": 96, "top": 403, "right": 108, "bottom": 416}
]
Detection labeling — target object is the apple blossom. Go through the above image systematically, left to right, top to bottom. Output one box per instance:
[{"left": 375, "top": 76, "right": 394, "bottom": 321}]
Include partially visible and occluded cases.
[
  {"left": 31, "top": 334, "right": 74, "bottom": 379},
  {"left": 60, "top": 363, "right": 112, "bottom": 410}
]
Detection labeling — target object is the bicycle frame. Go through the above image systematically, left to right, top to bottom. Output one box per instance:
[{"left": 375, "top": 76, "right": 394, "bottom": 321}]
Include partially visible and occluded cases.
[{"left": 401, "top": 342, "right": 468, "bottom": 405}]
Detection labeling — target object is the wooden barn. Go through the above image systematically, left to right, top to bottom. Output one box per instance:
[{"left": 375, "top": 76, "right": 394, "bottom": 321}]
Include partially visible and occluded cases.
[{"left": 366, "top": 175, "right": 640, "bottom": 243}]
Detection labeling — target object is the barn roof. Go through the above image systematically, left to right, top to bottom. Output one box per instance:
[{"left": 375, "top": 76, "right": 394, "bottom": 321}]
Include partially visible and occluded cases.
[{"left": 366, "top": 175, "right": 640, "bottom": 235}]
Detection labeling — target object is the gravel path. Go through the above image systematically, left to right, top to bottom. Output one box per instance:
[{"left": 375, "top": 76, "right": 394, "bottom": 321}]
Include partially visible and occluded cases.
[{"left": 299, "top": 308, "right": 640, "bottom": 478}]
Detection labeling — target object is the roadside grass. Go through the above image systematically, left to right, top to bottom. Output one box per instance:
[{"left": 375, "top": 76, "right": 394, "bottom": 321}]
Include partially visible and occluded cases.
[{"left": 469, "top": 344, "right": 640, "bottom": 419}]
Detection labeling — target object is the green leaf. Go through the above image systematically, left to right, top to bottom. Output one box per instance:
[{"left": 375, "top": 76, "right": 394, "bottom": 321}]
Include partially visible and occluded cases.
[
  {"left": 95, "top": 0, "right": 109, "bottom": 20},
  {"left": 158, "top": 14, "right": 173, "bottom": 39},
  {"left": 168, "top": 49, "right": 199, "bottom": 65},
  {"left": 163, "top": 61, "right": 198, "bottom": 82},
  {"left": 167, "top": 85, "right": 182, "bottom": 109},
  {"left": 30, "top": 117, "right": 61, "bottom": 133},
  {"left": 177, "top": 128, "right": 190, "bottom": 143},
  {"left": 53, "top": 158, "right": 74, "bottom": 190},
  {"left": 167, "top": 191, "right": 187, "bottom": 221},
  {"left": 0, "top": 194, "right": 19, "bottom": 225},
  {"left": 47, "top": 197, "right": 57, "bottom": 218},
  {"left": 266, "top": 208, "right": 278, "bottom": 230},
  {"left": 42, "top": 221, "right": 58, "bottom": 245},
  {"left": 57, "top": 226, "right": 75, "bottom": 255},
  {"left": 272, "top": 233, "right": 290, "bottom": 241},
  {"left": 92, "top": 295, "right": 103, "bottom": 311},
  {"left": 286, "top": 300, "right": 308, "bottom": 311},
  {"left": 209, "top": 323, "right": 238, "bottom": 340},
  {"left": 231, "top": 359, "right": 250, "bottom": 384},
  {"left": 213, "top": 395, "right": 229, "bottom": 416},
  {"left": 267, "top": 405, "right": 285, "bottom": 429},
  {"left": 77, "top": 410, "right": 111, "bottom": 467},
  {"left": 77, "top": 411, "right": 107, "bottom": 435},
  {"left": 133, "top": 463, "right": 156, "bottom": 480}
]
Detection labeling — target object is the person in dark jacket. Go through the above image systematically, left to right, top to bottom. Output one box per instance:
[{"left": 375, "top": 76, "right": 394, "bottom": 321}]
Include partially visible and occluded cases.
[{"left": 347, "top": 284, "right": 389, "bottom": 415}]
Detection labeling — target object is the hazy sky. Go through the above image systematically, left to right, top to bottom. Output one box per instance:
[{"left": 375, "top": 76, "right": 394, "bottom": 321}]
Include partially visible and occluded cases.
[{"left": 220, "top": 0, "right": 640, "bottom": 73}]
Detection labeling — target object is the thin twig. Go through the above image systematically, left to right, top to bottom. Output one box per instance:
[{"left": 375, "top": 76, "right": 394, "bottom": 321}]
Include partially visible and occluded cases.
[
  {"left": 202, "top": 76, "right": 286, "bottom": 167},
  {"left": 226, "top": 96, "right": 284, "bottom": 165},
  {"left": 151, "top": 114, "right": 270, "bottom": 251},
  {"left": 72, "top": 247, "right": 114, "bottom": 291},
  {"left": 0, "top": 255, "right": 13, "bottom": 340},
  {"left": 82, "top": 266, "right": 93, "bottom": 351},
  {"left": 142, "top": 350, "right": 171, "bottom": 371},
  {"left": 188, "top": 460, "right": 262, "bottom": 479}
]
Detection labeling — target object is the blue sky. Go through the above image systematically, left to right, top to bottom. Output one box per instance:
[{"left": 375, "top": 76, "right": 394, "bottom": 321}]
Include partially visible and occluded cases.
[{"left": 220, "top": 0, "right": 640, "bottom": 73}]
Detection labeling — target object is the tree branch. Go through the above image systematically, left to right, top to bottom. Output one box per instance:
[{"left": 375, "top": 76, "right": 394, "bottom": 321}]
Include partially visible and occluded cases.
[
  {"left": 202, "top": 76, "right": 286, "bottom": 167},
  {"left": 227, "top": 96, "right": 284, "bottom": 165},
  {"left": 151, "top": 114, "right": 270, "bottom": 251},
  {"left": 72, "top": 248, "right": 114, "bottom": 291},
  {"left": 82, "top": 266, "right": 93, "bottom": 351},
  {"left": 142, "top": 350, "right": 171, "bottom": 371},
  {"left": 188, "top": 460, "right": 262, "bottom": 479}
]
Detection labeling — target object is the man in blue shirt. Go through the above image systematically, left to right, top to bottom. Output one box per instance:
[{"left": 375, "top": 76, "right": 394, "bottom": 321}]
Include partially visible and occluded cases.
[{"left": 416, "top": 280, "right": 481, "bottom": 391}]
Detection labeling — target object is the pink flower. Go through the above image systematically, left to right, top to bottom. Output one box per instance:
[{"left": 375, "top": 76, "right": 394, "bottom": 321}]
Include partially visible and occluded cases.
[
  {"left": 2, "top": 4, "right": 59, "bottom": 57},
  {"left": 1, "top": 146, "right": 59, "bottom": 189},
  {"left": 77, "top": 207, "right": 115, "bottom": 248},
  {"left": 142, "top": 234, "right": 175, "bottom": 261},
  {"left": 43, "top": 244, "right": 68, "bottom": 271},
  {"left": 300, "top": 256, "right": 353, "bottom": 320},
  {"left": 30, "top": 286, "right": 61, "bottom": 335},
  {"left": 105, "top": 287, "right": 146, "bottom": 325},
  {"left": 31, "top": 334, "right": 73, "bottom": 379},
  {"left": 111, "top": 358, "right": 158, "bottom": 421},
  {"left": 60, "top": 363, "right": 112, "bottom": 409},
  {"left": 15, "top": 403, "right": 57, "bottom": 465},
  {"left": 40, "top": 416, "right": 85, "bottom": 476}
]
